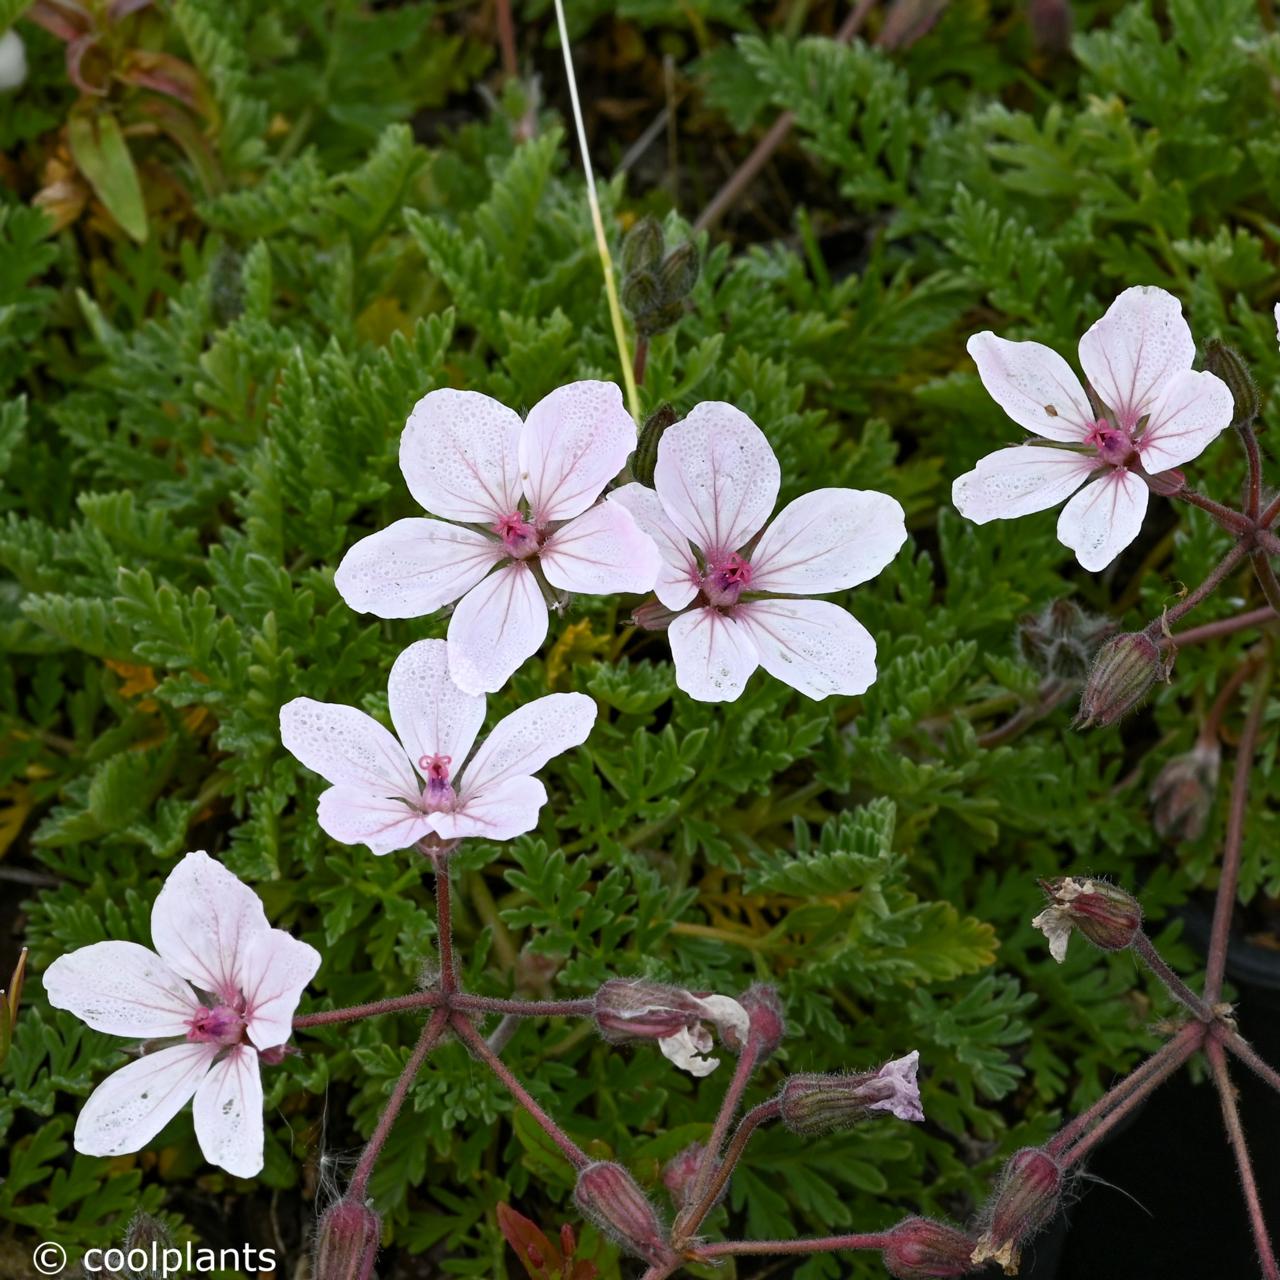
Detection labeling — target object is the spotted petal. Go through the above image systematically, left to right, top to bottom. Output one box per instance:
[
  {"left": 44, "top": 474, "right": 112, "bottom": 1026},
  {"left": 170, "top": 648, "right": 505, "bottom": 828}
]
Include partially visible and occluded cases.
[
  {"left": 967, "top": 331, "right": 1095, "bottom": 442},
  {"left": 1137, "top": 368, "right": 1233, "bottom": 473},
  {"left": 952, "top": 446, "right": 1098, "bottom": 523},
  {"left": 1056, "top": 468, "right": 1150, "bottom": 571},
  {"left": 608, "top": 482, "right": 700, "bottom": 610},
  {"left": 540, "top": 501, "right": 660, "bottom": 595},
  {"left": 447, "top": 562, "right": 549, "bottom": 695},
  {"left": 734, "top": 598, "right": 877, "bottom": 700},
  {"left": 667, "top": 606, "right": 759, "bottom": 703},
  {"left": 387, "top": 639, "right": 485, "bottom": 785},
  {"left": 460, "top": 693, "right": 596, "bottom": 794},
  {"left": 280, "top": 698, "right": 418, "bottom": 799},
  {"left": 432, "top": 774, "right": 548, "bottom": 841},
  {"left": 315, "top": 785, "right": 435, "bottom": 856},
  {"left": 238, "top": 928, "right": 321, "bottom": 1051},
  {"left": 193, "top": 1044, "right": 264, "bottom": 1177}
]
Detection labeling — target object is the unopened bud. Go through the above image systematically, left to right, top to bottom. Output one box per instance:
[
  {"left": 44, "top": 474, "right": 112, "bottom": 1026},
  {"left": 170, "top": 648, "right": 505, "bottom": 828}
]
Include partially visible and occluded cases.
[
  {"left": 1027, "top": 0, "right": 1073, "bottom": 53},
  {"left": 622, "top": 216, "right": 665, "bottom": 276},
  {"left": 657, "top": 243, "right": 700, "bottom": 303},
  {"left": 622, "top": 269, "right": 662, "bottom": 320},
  {"left": 636, "top": 299, "right": 687, "bottom": 339},
  {"left": 1204, "top": 338, "right": 1259, "bottom": 428},
  {"left": 633, "top": 404, "right": 676, "bottom": 487},
  {"left": 632, "top": 597, "right": 680, "bottom": 631},
  {"left": 1016, "top": 599, "right": 1114, "bottom": 684},
  {"left": 1076, "top": 632, "right": 1166, "bottom": 728},
  {"left": 1150, "top": 741, "right": 1220, "bottom": 842},
  {"left": 1033, "top": 877, "right": 1141, "bottom": 963},
  {"left": 722, "top": 984, "right": 784, "bottom": 1060},
  {"left": 780, "top": 1051, "right": 923, "bottom": 1133},
  {"left": 662, "top": 1142, "right": 707, "bottom": 1208},
  {"left": 972, "top": 1147, "right": 1064, "bottom": 1273},
  {"left": 574, "top": 1162, "right": 677, "bottom": 1266},
  {"left": 314, "top": 1199, "right": 381, "bottom": 1280},
  {"left": 120, "top": 1212, "right": 174, "bottom": 1278},
  {"left": 882, "top": 1217, "right": 978, "bottom": 1278}
]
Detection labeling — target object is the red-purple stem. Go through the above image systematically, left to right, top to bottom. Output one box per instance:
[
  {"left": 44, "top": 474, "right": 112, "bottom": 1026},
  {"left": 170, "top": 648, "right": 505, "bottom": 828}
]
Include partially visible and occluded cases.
[
  {"left": 1242, "top": 426, "right": 1263, "bottom": 520},
  {"left": 1173, "top": 488, "right": 1254, "bottom": 536},
  {"left": 1262, "top": 491, "right": 1280, "bottom": 528},
  {"left": 1144, "top": 542, "right": 1250, "bottom": 641},
  {"left": 1252, "top": 551, "right": 1280, "bottom": 615},
  {"left": 1165, "top": 607, "right": 1278, "bottom": 649},
  {"left": 434, "top": 857, "right": 457, "bottom": 994},
  {"left": 1131, "top": 932, "right": 1214, "bottom": 1021},
  {"left": 294, "top": 991, "right": 442, "bottom": 1028},
  {"left": 453, "top": 993, "right": 595, "bottom": 1017},
  {"left": 1224, "top": 1028, "right": 1280, "bottom": 1096},
  {"left": 681, "top": 1098, "right": 782, "bottom": 1235},
  {"left": 690, "top": 1231, "right": 890, "bottom": 1259}
]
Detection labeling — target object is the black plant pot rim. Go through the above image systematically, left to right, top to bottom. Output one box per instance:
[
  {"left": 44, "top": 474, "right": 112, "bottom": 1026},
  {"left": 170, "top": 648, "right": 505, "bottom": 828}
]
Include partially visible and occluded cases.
[{"left": 1178, "top": 899, "right": 1280, "bottom": 992}]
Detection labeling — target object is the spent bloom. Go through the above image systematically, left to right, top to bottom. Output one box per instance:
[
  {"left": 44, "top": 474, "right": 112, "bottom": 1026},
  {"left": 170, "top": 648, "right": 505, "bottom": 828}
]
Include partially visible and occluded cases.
[
  {"left": 0, "top": 29, "right": 26, "bottom": 92},
  {"left": 954, "top": 286, "right": 1233, "bottom": 570},
  {"left": 334, "top": 381, "right": 659, "bottom": 693},
  {"left": 612, "top": 403, "right": 907, "bottom": 702},
  {"left": 280, "top": 639, "right": 595, "bottom": 855},
  {"left": 43, "top": 851, "right": 320, "bottom": 1177},
  {"left": 1032, "top": 877, "right": 1141, "bottom": 963},
  {"left": 779, "top": 1051, "right": 924, "bottom": 1132}
]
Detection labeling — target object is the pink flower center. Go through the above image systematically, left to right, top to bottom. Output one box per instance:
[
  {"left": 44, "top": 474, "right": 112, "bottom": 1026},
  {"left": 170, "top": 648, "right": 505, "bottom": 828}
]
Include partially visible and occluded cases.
[
  {"left": 1084, "top": 420, "right": 1134, "bottom": 467},
  {"left": 494, "top": 511, "right": 540, "bottom": 559},
  {"left": 703, "top": 553, "right": 753, "bottom": 607},
  {"left": 418, "top": 753, "right": 455, "bottom": 808},
  {"left": 187, "top": 1003, "right": 246, "bottom": 1046}
]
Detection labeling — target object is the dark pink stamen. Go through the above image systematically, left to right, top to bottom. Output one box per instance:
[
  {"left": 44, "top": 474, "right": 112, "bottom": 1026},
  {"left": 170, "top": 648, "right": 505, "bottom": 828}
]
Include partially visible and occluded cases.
[
  {"left": 1084, "top": 419, "right": 1134, "bottom": 467},
  {"left": 494, "top": 511, "right": 540, "bottom": 559},
  {"left": 703, "top": 553, "right": 753, "bottom": 607},
  {"left": 418, "top": 753, "right": 455, "bottom": 807},
  {"left": 187, "top": 1003, "right": 246, "bottom": 1046}
]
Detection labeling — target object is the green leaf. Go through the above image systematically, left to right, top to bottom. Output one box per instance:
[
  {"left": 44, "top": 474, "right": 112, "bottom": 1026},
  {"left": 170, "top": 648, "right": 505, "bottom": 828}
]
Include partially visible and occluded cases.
[{"left": 67, "top": 113, "right": 149, "bottom": 243}]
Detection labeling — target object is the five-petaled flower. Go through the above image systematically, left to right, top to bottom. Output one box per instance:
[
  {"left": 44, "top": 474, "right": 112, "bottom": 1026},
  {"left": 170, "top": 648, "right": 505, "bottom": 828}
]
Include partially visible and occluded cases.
[
  {"left": 953, "top": 285, "right": 1233, "bottom": 571},
  {"left": 334, "top": 381, "right": 660, "bottom": 693},
  {"left": 611, "top": 403, "right": 907, "bottom": 702},
  {"left": 279, "top": 638, "right": 596, "bottom": 854},
  {"left": 43, "top": 851, "right": 320, "bottom": 1177}
]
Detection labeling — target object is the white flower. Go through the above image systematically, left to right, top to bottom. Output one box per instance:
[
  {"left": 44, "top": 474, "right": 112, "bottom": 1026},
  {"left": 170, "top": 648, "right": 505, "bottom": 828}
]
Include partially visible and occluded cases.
[
  {"left": 0, "top": 30, "right": 27, "bottom": 93},
  {"left": 953, "top": 286, "right": 1233, "bottom": 571},
  {"left": 611, "top": 404, "right": 907, "bottom": 702},
  {"left": 280, "top": 638, "right": 596, "bottom": 855},
  {"left": 43, "top": 851, "right": 320, "bottom": 1177}
]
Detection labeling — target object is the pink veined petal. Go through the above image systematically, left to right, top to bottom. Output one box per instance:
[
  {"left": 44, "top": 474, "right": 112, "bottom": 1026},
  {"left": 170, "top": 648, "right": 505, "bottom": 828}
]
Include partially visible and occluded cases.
[
  {"left": 1077, "top": 285, "right": 1195, "bottom": 428},
  {"left": 966, "top": 332, "right": 1095, "bottom": 442},
  {"left": 1136, "top": 367, "right": 1234, "bottom": 473},
  {"left": 519, "top": 381, "right": 637, "bottom": 523},
  {"left": 399, "top": 388, "right": 524, "bottom": 523},
  {"left": 654, "top": 403, "right": 781, "bottom": 561},
  {"left": 952, "top": 446, "right": 1098, "bottom": 524},
  {"left": 1057, "top": 468, "right": 1150, "bottom": 572},
  {"left": 608, "top": 482, "right": 700, "bottom": 610},
  {"left": 749, "top": 488, "right": 907, "bottom": 595},
  {"left": 539, "top": 501, "right": 660, "bottom": 595},
  {"left": 334, "top": 518, "right": 502, "bottom": 620},
  {"left": 446, "top": 562, "right": 549, "bottom": 695},
  {"left": 734, "top": 598, "right": 877, "bottom": 700},
  {"left": 667, "top": 606, "right": 759, "bottom": 703},
  {"left": 386, "top": 638, "right": 485, "bottom": 785},
  {"left": 460, "top": 692, "right": 596, "bottom": 794},
  {"left": 279, "top": 698, "right": 418, "bottom": 799},
  {"left": 432, "top": 775, "right": 548, "bottom": 842},
  {"left": 315, "top": 785, "right": 435, "bottom": 856},
  {"left": 150, "top": 851, "right": 271, "bottom": 1005},
  {"left": 238, "top": 929, "right": 322, "bottom": 1051},
  {"left": 44, "top": 941, "right": 199, "bottom": 1039},
  {"left": 74, "top": 1041, "right": 219, "bottom": 1160},
  {"left": 192, "top": 1045, "right": 264, "bottom": 1178}
]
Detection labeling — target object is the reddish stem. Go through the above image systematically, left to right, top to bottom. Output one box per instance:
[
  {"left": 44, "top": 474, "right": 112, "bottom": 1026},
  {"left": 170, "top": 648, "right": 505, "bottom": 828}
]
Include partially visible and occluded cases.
[
  {"left": 494, "top": 0, "right": 517, "bottom": 78},
  {"left": 1242, "top": 426, "right": 1263, "bottom": 521},
  {"left": 1172, "top": 488, "right": 1254, "bottom": 536},
  {"left": 1262, "top": 491, "right": 1280, "bottom": 528},
  {"left": 1144, "top": 542, "right": 1251, "bottom": 641},
  {"left": 1252, "top": 551, "right": 1280, "bottom": 615},
  {"left": 1165, "top": 607, "right": 1278, "bottom": 649},
  {"left": 434, "top": 857, "right": 458, "bottom": 994},
  {"left": 1131, "top": 932, "right": 1214, "bottom": 1022},
  {"left": 293, "top": 991, "right": 442, "bottom": 1029},
  {"left": 453, "top": 993, "right": 594, "bottom": 1018},
  {"left": 1224, "top": 1029, "right": 1280, "bottom": 1096},
  {"left": 1207, "top": 1040, "right": 1280, "bottom": 1280},
  {"left": 680, "top": 1099, "right": 781, "bottom": 1235},
  {"left": 691, "top": 1232, "right": 890, "bottom": 1259}
]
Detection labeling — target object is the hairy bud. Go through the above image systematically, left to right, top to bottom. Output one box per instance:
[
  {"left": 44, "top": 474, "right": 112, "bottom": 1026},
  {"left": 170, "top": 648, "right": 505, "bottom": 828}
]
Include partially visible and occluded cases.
[
  {"left": 1027, "top": 0, "right": 1073, "bottom": 53},
  {"left": 621, "top": 216, "right": 665, "bottom": 276},
  {"left": 657, "top": 243, "right": 700, "bottom": 303},
  {"left": 621, "top": 270, "right": 662, "bottom": 320},
  {"left": 1204, "top": 338, "right": 1260, "bottom": 429},
  {"left": 633, "top": 404, "right": 676, "bottom": 487},
  {"left": 1016, "top": 599, "right": 1114, "bottom": 685},
  {"left": 1076, "top": 633, "right": 1166, "bottom": 728},
  {"left": 1150, "top": 741, "right": 1220, "bottom": 843},
  {"left": 1033, "top": 877, "right": 1141, "bottom": 963},
  {"left": 722, "top": 983, "right": 784, "bottom": 1060},
  {"left": 780, "top": 1051, "right": 924, "bottom": 1133},
  {"left": 662, "top": 1142, "right": 707, "bottom": 1208},
  {"left": 972, "top": 1147, "right": 1064, "bottom": 1273},
  {"left": 574, "top": 1162, "right": 677, "bottom": 1266},
  {"left": 314, "top": 1199, "right": 381, "bottom": 1280},
  {"left": 118, "top": 1212, "right": 174, "bottom": 1279},
  {"left": 882, "top": 1217, "right": 978, "bottom": 1278}
]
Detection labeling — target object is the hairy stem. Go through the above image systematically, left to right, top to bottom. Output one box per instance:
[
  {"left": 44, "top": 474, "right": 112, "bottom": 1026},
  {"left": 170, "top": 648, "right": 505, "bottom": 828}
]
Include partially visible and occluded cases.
[
  {"left": 494, "top": 0, "right": 517, "bottom": 78},
  {"left": 633, "top": 336, "right": 649, "bottom": 387},
  {"left": 1242, "top": 425, "right": 1263, "bottom": 520},
  {"left": 1172, "top": 489, "right": 1253, "bottom": 536},
  {"left": 1262, "top": 491, "right": 1280, "bottom": 528},
  {"left": 1144, "top": 542, "right": 1251, "bottom": 642},
  {"left": 1252, "top": 551, "right": 1280, "bottom": 615},
  {"left": 1165, "top": 607, "right": 1278, "bottom": 649},
  {"left": 435, "top": 858, "right": 458, "bottom": 994},
  {"left": 1132, "top": 932, "right": 1214, "bottom": 1021},
  {"left": 293, "top": 991, "right": 442, "bottom": 1029},
  {"left": 453, "top": 994, "right": 594, "bottom": 1018},
  {"left": 1223, "top": 1029, "right": 1280, "bottom": 1096},
  {"left": 680, "top": 1099, "right": 782, "bottom": 1235},
  {"left": 691, "top": 1232, "right": 890, "bottom": 1259}
]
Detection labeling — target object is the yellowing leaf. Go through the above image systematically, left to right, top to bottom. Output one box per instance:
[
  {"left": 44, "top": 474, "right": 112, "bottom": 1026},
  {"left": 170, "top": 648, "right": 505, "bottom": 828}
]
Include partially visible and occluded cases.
[{"left": 545, "top": 619, "right": 609, "bottom": 689}]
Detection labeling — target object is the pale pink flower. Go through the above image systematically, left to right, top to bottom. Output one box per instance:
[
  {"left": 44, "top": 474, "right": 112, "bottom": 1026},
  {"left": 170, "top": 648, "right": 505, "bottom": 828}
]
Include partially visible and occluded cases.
[
  {"left": 954, "top": 286, "right": 1233, "bottom": 571},
  {"left": 334, "top": 381, "right": 660, "bottom": 693},
  {"left": 610, "top": 404, "right": 906, "bottom": 702},
  {"left": 279, "top": 639, "right": 596, "bottom": 854},
  {"left": 43, "top": 851, "right": 320, "bottom": 1178},
  {"left": 869, "top": 1050, "right": 924, "bottom": 1123}
]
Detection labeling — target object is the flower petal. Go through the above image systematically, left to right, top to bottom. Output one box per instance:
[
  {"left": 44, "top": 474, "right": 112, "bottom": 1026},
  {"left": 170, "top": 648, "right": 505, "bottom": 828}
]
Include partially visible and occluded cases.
[
  {"left": 1077, "top": 285, "right": 1195, "bottom": 428},
  {"left": 966, "top": 332, "right": 1094, "bottom": 442},
  {"left": 1136, "top": 368, "right": 1234, "bottom": 473},
  {"left": 519, "top": 381, "right": 637, "bottom": 523},
  {"left": 400, "top": 388, "right": 524, "bottom": 523},
  {"left": 654, "top": 403, "right": 780, "bottom": 560},
  {"left": 952, "top": 446, "right": 1097, "bottom": 524},
  {"left": 1057, "top": 468, "right": 1150, "bottom": 571},
  {"left": 608, "top": 482, "right": 700, "bottom": 610},
  {"left": 749, "top": 488, "right": 907, "bottom": 595},
  {"left": 539, "top": 501, "right": 660, "bottom": 595},
  {"left": 334, "top": 519, "right": 501, "bottom": 620},
  {"left": 446, "top": 563, "right": 549, "bottom": 695},
  {"left": 734, "top": 598, "right": 877, "bottom": 700},
  {"left": 667, "top": 606, "right": 759, "bottom": 703},
  {"left": 387, "top": 638, "right": 485, "bottom": 783},
  {"left": 460, "top": 692, "right": 596, "bottom": 793},
  {"left": 279, "top": 697, "right": 418, "bottom": 798},
  {"left": 432, "top": 774, "right": 548, "bottom": 842},
  {"left": 315, "top": 785, "right": 435, "bottom": 856},
  {"left": 150, "top": 851, "right": 271, "bottom": 1004},
  {"left": 238, "top": 929, "right": 321, "bottom": 1051},
  {"left": 44, "top": 941, "right": 199, "bottom": 1039},
  {"left": 658, "top": 1026, "right": 720, "bottom": 1078},
  {"left": 74, "top": 1042, "right": 218, "bottom": 1159},
  {"left": 193, "top": 1045, "right": 264, "bottom": 1177},
  {"left": 868, "top": 1051, "right": 924, "bottom": 1123}
]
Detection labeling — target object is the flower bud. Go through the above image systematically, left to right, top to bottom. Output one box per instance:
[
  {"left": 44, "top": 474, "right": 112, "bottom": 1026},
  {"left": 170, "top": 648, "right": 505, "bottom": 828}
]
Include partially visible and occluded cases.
[
  {"left": 1027, "top": 0, "right": 1073, "bottom": 53},
  {"left": 622, "top": 216, "right": 665, "bottom": 276},
  {"left": 657, "top": 242, "right": 700, "bottom": 303},
  {"left": 621, "top": 269, "right": 662, "bottom": 320},
  {"left": 1204, "top": 338, "right": 1260, "bottom": 429},
  {"left": 633, "top": 404, "right": 676, "bottom": 487},
  {"left": 632, "top": 598, "right": 680, "bottom": 631},
  {"left": 1016, "top": 599, "right": 1114, "bottom": 684},
  {"left": 1076, "top": 633, "right": 1166, "bottom": 728},
  {"left": 1149, "top": 742, "right": 1220, "bottom": 842},
  {"left": 1032, "top": 877, "right": 1141, "bottom": 963},
  {"left": 721, "top": 983, "right": 784, "bottom": 1060},
  {"left": 780, "top": 1051, "right": 923, "bottom": 1133},
  {"left": 662, "top": 1142, "right": 707, "bottom": 1208},
  {"left": 971, "top": 1147, "right": 1064, "bottom": 1273},
  {"left": 574, "top": 1162, "right": 677, "bottom": 1266},
  {"left": 314, "top": 1199, "right": 381, "bottom": 1280},
  {"left": 120, "top": 1212, "right": 176, "bottom": 1279},
  {"left": 882, "top": 1217, "right": 978, "bottom": 1278}
]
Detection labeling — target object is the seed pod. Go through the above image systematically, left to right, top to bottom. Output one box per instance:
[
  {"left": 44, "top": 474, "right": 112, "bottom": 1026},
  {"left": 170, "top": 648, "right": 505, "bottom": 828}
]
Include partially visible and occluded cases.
[
  {"left": 657, "top": 243, "right": 700, "bottom": 303},
  {"left": 621, "top": 269, "right": 661, "bottom": 320},
  {"left": 1204, "top": 338, "right": 1260, "bottom": 429},
  {"left": 632, "top": 404, "right": 676, "bottom": 487},
  {"left": 1016, "top": 599, "right": 1114, "bottom": 684},
  {"left": 1076, "top": 633, "right": 1166, "bottom": 728},
  {"left": 1150, "top": 742, "right": 1220, "bottom": 842},
  {"left": 1033, "top": 877, "right": 1142, "bottom": 962},
  {"left": 593, "top": 979, "right": 701, "bottom": 1043},
  {"left": 721, "top": 984, "right": 785, "bottom": 1060},
  {"left": 780, "top": 1052, "right": 923, "bottom": 1133},
  {"left": 971, "top": 1147, "right": 1064, "bottom": 1273},
  {"left": 574, "top": 1162, "right": 677, "bottom": 1266},
  {"left": 314, "top": 1199, "right": 381, "bottom": 1280},
  {"left": 882, "top": 1217, "right": 978, "bottom": 1278}
]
